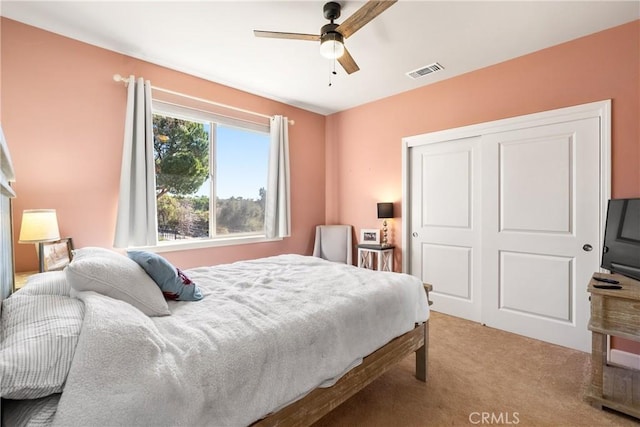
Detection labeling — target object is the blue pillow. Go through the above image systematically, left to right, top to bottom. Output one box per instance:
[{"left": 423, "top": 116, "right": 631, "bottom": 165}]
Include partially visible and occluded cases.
[{"left": 126, "top": 251, "right": 203, "bottom": 301}]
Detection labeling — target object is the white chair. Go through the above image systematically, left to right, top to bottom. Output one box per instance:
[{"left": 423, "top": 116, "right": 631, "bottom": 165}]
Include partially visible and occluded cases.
[{"left": 312, "top": 225, "right": 353, "bottom": 264}]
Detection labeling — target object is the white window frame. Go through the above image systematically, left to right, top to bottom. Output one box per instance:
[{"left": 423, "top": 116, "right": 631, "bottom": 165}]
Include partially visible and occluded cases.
[{"left": 140, "top": 100, "right": 278, "bottom": 253}]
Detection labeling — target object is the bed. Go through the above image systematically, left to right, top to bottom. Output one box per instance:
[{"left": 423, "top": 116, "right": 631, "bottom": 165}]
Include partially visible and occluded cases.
[{"left": 0, "top": 141, "right": 430, "bottom": 427}]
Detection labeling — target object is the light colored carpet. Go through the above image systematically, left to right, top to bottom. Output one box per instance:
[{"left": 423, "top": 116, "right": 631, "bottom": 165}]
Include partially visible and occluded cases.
[{"left": 314, "top": 312, "right": 639, "bottom": 426}]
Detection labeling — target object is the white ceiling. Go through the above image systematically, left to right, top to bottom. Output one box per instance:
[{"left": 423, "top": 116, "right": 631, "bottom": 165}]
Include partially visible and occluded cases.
[{"left": 2, "top": 1, "right": 638, "bottom": 115}]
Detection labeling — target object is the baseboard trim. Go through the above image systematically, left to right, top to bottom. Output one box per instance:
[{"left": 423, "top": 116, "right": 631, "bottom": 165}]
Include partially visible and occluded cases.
[{"left": 609, "top": 349, "right": 640, "bottom": 370}]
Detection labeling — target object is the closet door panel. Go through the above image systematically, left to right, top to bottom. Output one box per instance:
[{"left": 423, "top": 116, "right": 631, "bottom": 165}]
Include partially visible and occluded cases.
[
  {"left": 482, "top": 117, "right": 600, "bottom": 352},
  {"left": 500, "top": 136, "right": 572, "bottom": 233},
  {"left": 409, "top": 137, "right": 482, "bottom": 321}
]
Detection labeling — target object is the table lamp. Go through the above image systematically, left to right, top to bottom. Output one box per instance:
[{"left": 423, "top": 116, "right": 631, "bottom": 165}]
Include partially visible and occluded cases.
[
  {"left": 377, "top": 202, "right": 394, "bottom": 247},
  {"left": 19, "top": 209, "right": 61, "bottom": 272}
]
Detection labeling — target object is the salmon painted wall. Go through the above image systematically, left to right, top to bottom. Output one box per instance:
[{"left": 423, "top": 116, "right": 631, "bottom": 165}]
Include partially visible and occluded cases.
[
  {"left": 1, "top": 18, "right": 326, "bottom": 271},
  {"left": 327, "top": 20, "right": 639, "bottom": 267},
  {"left": 326, "top": 21, "right": 640, "bottom": 351}
]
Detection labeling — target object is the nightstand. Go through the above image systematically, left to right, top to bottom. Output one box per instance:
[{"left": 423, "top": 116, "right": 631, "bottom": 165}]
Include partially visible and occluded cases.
[
  {"left": 357, "top": 244, "right": 395, "bottom": 272},
  {"left": 14, "top": 270, "right": 38, "bottom": 290},
  {"left": 586, "top": 273, "right": 640, "bottom": 419}
]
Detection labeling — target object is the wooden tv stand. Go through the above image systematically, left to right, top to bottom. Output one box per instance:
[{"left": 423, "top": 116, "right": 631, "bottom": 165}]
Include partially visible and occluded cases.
[{"left": 586, "top": 273, "right": 640, "bottom": 419}]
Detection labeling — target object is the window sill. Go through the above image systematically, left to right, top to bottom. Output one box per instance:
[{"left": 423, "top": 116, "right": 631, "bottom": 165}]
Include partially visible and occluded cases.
[{"left": 132, "top": 234, "right": 282, "bottom": 254}]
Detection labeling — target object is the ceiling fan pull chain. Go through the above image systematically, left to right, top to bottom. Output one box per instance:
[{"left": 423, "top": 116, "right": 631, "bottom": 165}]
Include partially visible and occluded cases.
[{"left": 329, "top": 57, "right": 337, "bottom": 87}]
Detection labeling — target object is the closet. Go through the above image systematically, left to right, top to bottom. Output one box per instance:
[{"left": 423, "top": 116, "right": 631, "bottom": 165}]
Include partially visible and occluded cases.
[{"left": 402, "top": 100, "right": 610, "bottom": 352}]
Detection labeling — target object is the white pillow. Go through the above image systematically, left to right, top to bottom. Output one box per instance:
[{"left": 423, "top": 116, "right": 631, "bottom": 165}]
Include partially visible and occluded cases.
[
  {"left": 71, "top": 246, "right": 125, "bottom": 261},
  {"left": 65, "top": 253, "right": 170, "bottom": 317},
  {"left": 15, "top": 271, "right": 70, "bottom": 296},
  {"left": 0, "top": 295, "right": 84, "bottom": 399}
]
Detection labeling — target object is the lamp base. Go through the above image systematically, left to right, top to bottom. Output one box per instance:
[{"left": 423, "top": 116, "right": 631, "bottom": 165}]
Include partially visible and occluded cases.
[
  {"left": 381, "top": 220, "right": 390, "bottom": 247},
  {"left": 35, "top": 243, "right": 44, "bottom": 273}
]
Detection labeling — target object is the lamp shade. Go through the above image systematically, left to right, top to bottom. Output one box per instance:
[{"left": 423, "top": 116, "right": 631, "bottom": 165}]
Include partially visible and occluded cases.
[
  {"left": 377, "top": 203, "right": 394, "bottom": 219},
  {"left": 19, "top": 209, "right": 61, "bottom": 243}
]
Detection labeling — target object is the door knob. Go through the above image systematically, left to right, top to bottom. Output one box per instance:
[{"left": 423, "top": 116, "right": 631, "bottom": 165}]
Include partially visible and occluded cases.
[
  {"left": 412, "top": 232, "right": 418, "bottom": 237},
  {"left": 583, "top": 244, "right": 593, "bottom": 252}
]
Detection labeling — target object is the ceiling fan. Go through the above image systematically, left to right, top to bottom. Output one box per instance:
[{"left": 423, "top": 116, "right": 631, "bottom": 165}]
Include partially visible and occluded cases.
[{"left": 254, "top": 1, "right": 397, "bottom": 75}]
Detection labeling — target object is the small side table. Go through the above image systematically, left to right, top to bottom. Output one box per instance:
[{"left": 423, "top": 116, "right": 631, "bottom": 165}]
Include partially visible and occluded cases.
[
  {"left": 357, "top": 244, "right": 395, "bottom": 272},
  {"left": 14, "top": 270, "right": 38, "bottom": 290},
  {"left": 586, "top": 273, "right": 640, "bottom": 419}
]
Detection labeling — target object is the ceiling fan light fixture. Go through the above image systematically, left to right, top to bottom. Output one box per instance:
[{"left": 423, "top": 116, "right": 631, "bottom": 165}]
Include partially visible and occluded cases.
[
  {"left": 254, "top": 0, "right": 398, "bottom": 74},
  {"left": 320, "top": 32, "right": 344, "bottom": 59}
]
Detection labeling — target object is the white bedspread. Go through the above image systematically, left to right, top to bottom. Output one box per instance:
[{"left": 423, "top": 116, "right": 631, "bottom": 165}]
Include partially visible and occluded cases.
[{"left": 52, "top": 254, "right": 429, "bottom": 427}]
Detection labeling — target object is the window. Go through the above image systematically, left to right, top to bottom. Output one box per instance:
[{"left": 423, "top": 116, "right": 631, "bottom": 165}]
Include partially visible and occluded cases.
[{"left": 153, "top": 101, "right": 270, "bottom": 246}]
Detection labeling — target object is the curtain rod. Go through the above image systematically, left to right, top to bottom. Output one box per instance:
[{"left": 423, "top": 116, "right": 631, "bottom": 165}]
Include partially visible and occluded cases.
[{"left": 112, "top": 74, "right": 294, "bottom": 125}]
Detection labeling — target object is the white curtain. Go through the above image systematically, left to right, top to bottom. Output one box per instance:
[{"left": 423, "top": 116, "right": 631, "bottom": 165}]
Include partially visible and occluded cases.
[
  {"left": 113, "top": 76, "right": 158, "bottom": 247},
  {"left": 265, "top": 115, "right": 291, "bottom": 239}
]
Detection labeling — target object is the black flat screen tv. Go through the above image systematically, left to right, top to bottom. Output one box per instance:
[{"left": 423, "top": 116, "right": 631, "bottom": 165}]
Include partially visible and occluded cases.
[{"left": 601, "top": 198, "right": 640, "bottom": 281}]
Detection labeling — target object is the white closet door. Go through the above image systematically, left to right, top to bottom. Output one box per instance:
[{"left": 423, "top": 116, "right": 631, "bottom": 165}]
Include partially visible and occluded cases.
[
  {"left": 480, "top": 117, "right": 600, "bottom": 352},
  {"left": 410, "top": 137, "right": 482, "bottom": 321}
]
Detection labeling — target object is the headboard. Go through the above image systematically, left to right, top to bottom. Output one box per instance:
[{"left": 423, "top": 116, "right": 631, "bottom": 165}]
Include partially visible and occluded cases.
[{"left": 0, "top": 125, "right": 16, "bottom": 304}]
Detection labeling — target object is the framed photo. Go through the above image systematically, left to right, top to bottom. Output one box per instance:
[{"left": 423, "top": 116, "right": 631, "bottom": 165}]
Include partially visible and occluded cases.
[
  {"left": 360, "top": 228, "right": 380, "bottom": 245},
  {"left": 39, "top": 238, "right": 74, "bottom": 272}
]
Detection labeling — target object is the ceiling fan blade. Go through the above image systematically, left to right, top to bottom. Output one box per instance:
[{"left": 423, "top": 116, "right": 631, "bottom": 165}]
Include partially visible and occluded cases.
[
  {"left": 337, "top": 0, "right": 397, "bottom": 39},
  {"left": 253, "top": 30, "right": 320, "bottom": 41},
  {"left": 338, "top": 47, "right": 360, "bottom": 75}
]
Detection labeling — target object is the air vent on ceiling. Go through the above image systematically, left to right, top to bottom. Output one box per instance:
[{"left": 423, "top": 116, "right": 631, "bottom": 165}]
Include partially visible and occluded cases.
[{"left": 406, "top": 62, "right": 444, "bottom": 80}]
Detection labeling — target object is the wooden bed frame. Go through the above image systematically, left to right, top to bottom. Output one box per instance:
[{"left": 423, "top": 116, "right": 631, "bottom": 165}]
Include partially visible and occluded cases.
[
  {"left": 256, "top": 283, "right": 432, "bottom": 426},
  {"left": 254, "top": 320, "right": 429, "bottom": 426}
]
